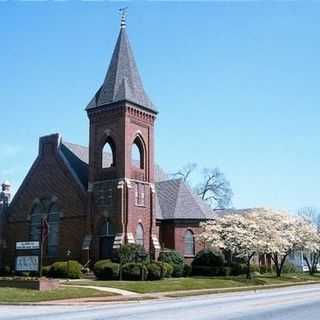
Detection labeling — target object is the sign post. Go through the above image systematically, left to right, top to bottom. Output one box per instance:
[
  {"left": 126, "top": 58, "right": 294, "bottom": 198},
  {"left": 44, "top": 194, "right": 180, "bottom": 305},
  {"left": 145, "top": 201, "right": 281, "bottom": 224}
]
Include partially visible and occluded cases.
[{"left": 39, "top": 217, "right": 49, "bottom": 277}]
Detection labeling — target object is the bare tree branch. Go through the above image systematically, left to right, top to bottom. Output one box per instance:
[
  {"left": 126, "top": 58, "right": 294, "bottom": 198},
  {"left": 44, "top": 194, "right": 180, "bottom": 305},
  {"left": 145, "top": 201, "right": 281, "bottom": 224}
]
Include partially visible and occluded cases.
[
  {"left": 171, "top": 163, "right": 197, "bottom": 184},
  {"left": 196, "top": 167, "right": 233, "bottom": 209}
]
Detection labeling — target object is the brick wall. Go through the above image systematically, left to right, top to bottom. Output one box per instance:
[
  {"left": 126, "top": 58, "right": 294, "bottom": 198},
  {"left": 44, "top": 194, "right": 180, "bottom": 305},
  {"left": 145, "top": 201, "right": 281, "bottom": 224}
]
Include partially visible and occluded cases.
[{"left": 4, "top": 134, "right": 88, "bottom": 267}]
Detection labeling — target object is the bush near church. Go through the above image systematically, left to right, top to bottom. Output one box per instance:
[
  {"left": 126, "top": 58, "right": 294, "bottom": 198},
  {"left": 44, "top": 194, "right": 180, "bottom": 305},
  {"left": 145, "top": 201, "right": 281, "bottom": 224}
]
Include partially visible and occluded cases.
[
  {"left": 114, "top": 244, "right": 148, "bottom": 264},
  {"left": 191, "top": 249, "right": 225, "bottom": 276},
  {"left": 159, "top": 250, "right": 185, "bottom": 277},
  {"left": 48, "top": 260, "right": 82, "bottom": 279},
  {"left": 93, "top": 260, "right": 120, "bottom": 280},
  {"left": 154, "top": 261, "right": 174, "bottom": 278},
  {"left": 122, "top": 262, "right": 148, "bottom": 281},
  {"left": 146, "top": 262, "right": 163, "bottom": 281}
]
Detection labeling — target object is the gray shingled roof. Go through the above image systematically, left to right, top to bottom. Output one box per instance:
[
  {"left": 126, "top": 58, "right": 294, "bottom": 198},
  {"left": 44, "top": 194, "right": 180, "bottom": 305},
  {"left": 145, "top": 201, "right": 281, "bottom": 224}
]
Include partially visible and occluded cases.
[
  {"left": 86, "top": 28, "right": 156, "bottom": 113},
  {"left": 60, "top": 142, "right": 212, "bottom": 221},
  {"left": 156, "top": 179, "right": 214, "bottom": 220}
]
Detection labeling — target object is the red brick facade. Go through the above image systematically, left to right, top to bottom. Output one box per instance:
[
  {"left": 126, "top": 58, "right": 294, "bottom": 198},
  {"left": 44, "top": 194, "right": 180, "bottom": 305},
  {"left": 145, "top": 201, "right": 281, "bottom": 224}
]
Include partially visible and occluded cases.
[{"left": 1, "top": 24, "right": 209, "bottom": 270}]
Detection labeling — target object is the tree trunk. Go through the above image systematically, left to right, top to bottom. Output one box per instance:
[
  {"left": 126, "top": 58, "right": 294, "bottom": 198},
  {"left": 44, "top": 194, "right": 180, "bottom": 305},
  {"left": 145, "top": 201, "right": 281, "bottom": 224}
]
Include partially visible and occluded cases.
[
  {"left": 246, "top": 253, "right": 255, "bottom": 279},
  {"left": 271, "top": 253, "right": 288, "bottom": 277}
]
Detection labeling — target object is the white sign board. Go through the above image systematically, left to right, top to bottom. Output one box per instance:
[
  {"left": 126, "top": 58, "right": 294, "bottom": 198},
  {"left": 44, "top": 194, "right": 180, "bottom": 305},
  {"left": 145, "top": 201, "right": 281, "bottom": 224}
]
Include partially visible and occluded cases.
[
  {"left": 16, "top": 241, "right": 40, "bottom": 250},
  {"left": 16, "top": 256, "right": 39, "bottom": 272}
]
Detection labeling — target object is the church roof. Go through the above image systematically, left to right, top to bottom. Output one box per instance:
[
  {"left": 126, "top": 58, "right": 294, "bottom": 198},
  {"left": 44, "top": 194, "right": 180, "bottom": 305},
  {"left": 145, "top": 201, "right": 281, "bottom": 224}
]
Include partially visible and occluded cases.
[
  {"left": 86, "top": 25, "right": 156, "bottom": 113},
  {"left": 60, "top": 141, "right": 212, "bottom": 221},
  {"left": 156, "top": 179, "right": 214, "bottom": 220}
]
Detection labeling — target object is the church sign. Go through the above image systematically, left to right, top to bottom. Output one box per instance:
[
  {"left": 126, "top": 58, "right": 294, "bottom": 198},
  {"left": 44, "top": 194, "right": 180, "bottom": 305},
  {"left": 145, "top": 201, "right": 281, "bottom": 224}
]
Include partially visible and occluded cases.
[
  {"left": 16, "top": 241, "right": 40, "bottom": 250},
  {"left": 15, "top": 256, "right": 39, "bottom": 272}
]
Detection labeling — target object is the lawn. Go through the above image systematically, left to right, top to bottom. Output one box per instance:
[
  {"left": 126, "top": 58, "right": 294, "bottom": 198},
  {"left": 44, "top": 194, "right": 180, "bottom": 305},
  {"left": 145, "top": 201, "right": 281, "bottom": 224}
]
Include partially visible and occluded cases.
[
  {"left": 66, "top": 274, "right": 320, "bottom": 294},
  {"left": 0, "top": 287, "right": 116, "bottom": 303}
]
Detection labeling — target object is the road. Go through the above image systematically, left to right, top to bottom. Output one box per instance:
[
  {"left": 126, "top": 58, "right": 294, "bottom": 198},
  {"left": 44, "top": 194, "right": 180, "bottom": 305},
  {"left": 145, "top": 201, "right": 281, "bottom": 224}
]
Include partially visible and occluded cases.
[{"left": 1, "top": 284, "right": 320, "bottom": 320}]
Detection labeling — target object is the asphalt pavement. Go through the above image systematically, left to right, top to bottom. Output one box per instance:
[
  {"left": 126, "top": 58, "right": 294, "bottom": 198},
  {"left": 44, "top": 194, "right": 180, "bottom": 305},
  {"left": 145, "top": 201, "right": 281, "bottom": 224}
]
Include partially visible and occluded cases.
[{"left": 1, "top": 284, "right": 320, "bottom": 320}]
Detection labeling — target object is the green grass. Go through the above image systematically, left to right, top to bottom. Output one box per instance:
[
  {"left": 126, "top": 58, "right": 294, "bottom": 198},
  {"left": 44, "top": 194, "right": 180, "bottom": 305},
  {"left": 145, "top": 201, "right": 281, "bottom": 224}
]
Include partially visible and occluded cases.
[
  {"left": 66, "top": 274, "right": 320, "bottom": 294},
  {"left": 0, "top": 287, "right": 116, "bottom": 303}
]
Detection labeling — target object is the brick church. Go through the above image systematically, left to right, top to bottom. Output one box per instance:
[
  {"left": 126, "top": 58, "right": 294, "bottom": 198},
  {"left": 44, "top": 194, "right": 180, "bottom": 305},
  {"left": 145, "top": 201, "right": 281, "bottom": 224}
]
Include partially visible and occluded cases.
[{"left": 1, "top": 17, "right": 213, "bottom": 268}]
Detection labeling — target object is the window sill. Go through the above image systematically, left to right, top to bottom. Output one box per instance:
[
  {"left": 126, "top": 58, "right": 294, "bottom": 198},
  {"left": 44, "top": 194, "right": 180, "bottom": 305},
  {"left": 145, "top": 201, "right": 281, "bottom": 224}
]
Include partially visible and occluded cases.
[{"left": 184, "top": 255, "right": 195, "bottom": 258}]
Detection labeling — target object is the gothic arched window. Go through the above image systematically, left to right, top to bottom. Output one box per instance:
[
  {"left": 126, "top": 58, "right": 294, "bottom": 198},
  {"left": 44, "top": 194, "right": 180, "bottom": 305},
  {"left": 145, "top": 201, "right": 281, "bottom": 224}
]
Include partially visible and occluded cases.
[
  {"left": 102, "top": 137, "right": 116, "bottom": 169},
  {"left": 131, "top": 137, "right": 144, "bottom": 169},
  {"left": 30, "top": 204, "right": 42, "bottom": 241},
  {"left": 47, "top": 204, "right": 60, "bottom": 257},
  {"left": 135, "top": 223, "right": 144, "bottom": 247},
  {"left": 184, "top": 230, "right": 195, "bottom": 256}
]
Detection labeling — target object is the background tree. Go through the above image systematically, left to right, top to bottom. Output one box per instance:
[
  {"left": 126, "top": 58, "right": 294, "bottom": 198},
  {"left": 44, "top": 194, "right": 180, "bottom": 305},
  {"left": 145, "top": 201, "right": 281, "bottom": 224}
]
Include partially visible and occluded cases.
[
  {"left": 172, "top": 163, "right": 197, "bottom": 184},
  {"left": 173, "top": 164, "right": 233, "bottom": 209},
  {"left": 196, "top": 168, "right": 233, "bottom": 209},
  {"left": 297, "top": 206, "right": 320, "bottom": 231},
  {"left": 296, "top": 219, "right": 320, "bottom": 275}
]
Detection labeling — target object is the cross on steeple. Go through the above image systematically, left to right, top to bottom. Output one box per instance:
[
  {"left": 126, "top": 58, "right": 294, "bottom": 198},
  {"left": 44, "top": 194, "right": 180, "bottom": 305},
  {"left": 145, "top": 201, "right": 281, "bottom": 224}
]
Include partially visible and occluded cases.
[{"left": 119, "top": 7, "right": 128, "bottom": 29}]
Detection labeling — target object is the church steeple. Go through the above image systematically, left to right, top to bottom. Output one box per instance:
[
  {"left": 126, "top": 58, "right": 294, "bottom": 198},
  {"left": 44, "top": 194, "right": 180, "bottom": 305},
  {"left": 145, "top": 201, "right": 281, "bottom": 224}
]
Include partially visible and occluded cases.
[{"left": 86, "top": 16, "right": 156, "bottom": 113}]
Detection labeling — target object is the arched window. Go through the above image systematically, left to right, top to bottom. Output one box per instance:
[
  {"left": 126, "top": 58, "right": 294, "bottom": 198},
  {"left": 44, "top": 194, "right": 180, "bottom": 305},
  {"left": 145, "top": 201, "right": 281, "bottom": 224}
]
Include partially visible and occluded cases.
[
  {"left": 131, "top": 137, "right": 144, "bottom": 169},
  {"left": 102, "top": 138, "right": 116, "bottom": 169},
  {"left": 30, "top": 204, "right": 42, "bottom": 241},
  {"left": 47, "top": 204, "right": 60, "bottom": 257},
  {"left": 135, "top": 223, "right": 144, "bottom": 246},
  {"left": 184, "top": 230, "right": 195, "bottom": 256}
]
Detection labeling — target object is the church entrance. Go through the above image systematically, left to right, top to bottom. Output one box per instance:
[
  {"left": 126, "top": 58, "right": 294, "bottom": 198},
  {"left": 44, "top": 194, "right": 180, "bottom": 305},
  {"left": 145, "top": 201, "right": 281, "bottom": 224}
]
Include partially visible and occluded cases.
[{"left": 98, "top": 220, "right": 115, "bottom": 259}]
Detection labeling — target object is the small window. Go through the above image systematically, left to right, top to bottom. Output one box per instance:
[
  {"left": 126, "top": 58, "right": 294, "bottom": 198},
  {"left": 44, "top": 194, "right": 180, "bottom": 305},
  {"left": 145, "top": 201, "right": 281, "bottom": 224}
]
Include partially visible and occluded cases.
[
  {"left": 131, "top": 137, "right": 144, "bottom": 169},
  {"left": 102, "top": 138, "right": 116, "bottom": 168},
  {"left": 135, "top": 183, "right": 145, "bottom": 206},
  {"left": 136, "top": 224, "right": 144, "bottom": 246},
  {"left": 184, "top": 230, "right": 195, "bottom": 256}
]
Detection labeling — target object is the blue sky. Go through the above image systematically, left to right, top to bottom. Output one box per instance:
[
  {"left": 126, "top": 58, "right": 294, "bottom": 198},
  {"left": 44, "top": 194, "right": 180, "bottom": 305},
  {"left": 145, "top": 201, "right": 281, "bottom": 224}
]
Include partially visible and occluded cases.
[{"left": 1, "top": 2, "right": 320, "bottom": 212}]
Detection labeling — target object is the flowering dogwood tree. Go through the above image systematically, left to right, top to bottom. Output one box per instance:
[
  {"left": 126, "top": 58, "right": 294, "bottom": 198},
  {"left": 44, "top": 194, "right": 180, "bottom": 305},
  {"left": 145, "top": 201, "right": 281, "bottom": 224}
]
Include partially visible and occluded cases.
[
  {"left": 200, "top": 208, "right": 320, "bottom": 278},
  {"left": 250, "top": 209, "right": 301, "bottom": 277},
  {"left": 199, "top": 211, "right": 265, "bottom": 279},
  {"left": 295, "top": 217, "right": 320, "bottom": 275}
]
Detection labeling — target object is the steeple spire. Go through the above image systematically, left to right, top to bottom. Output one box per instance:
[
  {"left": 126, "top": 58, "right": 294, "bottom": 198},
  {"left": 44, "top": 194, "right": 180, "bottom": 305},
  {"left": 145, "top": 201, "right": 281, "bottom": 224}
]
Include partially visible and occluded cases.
[{"left": 86, "top": 14, "right": 156, "bottom": 113}]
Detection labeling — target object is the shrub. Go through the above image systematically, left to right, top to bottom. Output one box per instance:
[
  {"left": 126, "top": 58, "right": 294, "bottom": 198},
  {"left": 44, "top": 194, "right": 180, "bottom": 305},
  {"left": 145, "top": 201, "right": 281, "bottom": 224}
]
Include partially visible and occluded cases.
[
  {"left": 114, "top": 244, "right": 148, "bottom": 264},
  {"left": 159, "top": 250, "right": 184, "bottom": 277},
  {"left": 159, "top": 250, "right": 184, "bottom": 266},
  {"left": 191, "top": 250, "right": 226, "bottom": 276},
  {"left": 192, "top": 250, "right": 225, "bottom": 268},
  {"left": 49, "top": 260, "right": 82, "bottom": 279},
  {"left": 94, "top": 260, "right": 120, "bottom": 280},
  {"left": 156, "top": 262, "right": 173, "bottom": 278},
  {"left": 122, "top": 263, "right": 148, "bottom": 281},
  {"left": 146, "top": 263, "right": 163, "bottom": 281},
  {"left": 172, "top": 263, "right": 185, "bottom": 277},
  {"left": 229, "top": 263, "right": 247, "bottom": 276},
  {"left": 183, "top": 264, "right": 192, "bottom": 277},
  {"left": 250, "top": 264, "right": 260, "bottom": 273},
  {"left": 0, "top": 265, "right": 12, "bottom": 276},
  {"left": 42, "top": 265, "right": 51, "bottom": 277},
  {"left": 192, "top": 265, "right": 226, "bottom": 276}
]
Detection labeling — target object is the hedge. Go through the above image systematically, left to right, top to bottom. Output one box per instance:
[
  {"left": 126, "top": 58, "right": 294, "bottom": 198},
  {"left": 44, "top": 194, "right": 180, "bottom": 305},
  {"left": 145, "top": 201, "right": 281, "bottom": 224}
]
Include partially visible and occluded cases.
[
  {"left": 48, "top": 260, "right": 82, "bottom": 279},
  {"left": 93, "top": 260, "right": 120, "bottom": 280},
  {"left": 122, "top": 263, "right": 148, "bottom": 281},
  {"left": 146, "top": 263, "right": 163, "bottom": 281}
]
